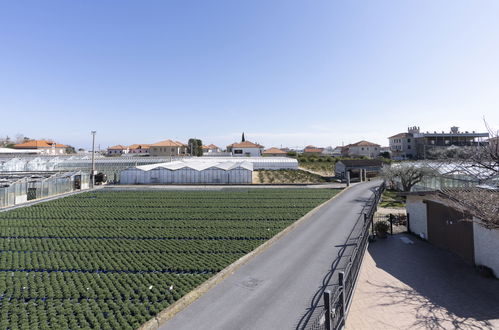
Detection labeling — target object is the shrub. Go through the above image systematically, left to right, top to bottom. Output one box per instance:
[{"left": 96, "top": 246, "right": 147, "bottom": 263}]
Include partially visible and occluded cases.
[{"left": 374, "top": 221, "right": 390, "bottom": 234}]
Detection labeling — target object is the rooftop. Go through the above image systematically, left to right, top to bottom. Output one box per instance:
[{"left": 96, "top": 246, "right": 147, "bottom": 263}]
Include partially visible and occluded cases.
[
  {"left": 14, "top": 140, "right": 66, "bottom": 149},
  {"left": 150, "top": 140, "right": 186, "bottom": 147},
  {"left": 346, "top": 140, "right": 381, "bottom": 147},
  {"left": 228, "top": 141, "right": 264, "bottom": 148},
  {"left": 263, "top": 147, "right": 287, "bottom": 154}
]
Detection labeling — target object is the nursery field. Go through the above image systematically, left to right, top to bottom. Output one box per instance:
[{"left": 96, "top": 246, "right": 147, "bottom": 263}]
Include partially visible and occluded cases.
[{"left": 0, "top": 188, "right": 339, "bottom": 329}]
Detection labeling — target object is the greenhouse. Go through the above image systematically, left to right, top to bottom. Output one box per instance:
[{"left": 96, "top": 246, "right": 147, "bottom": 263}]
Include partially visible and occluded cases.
[
  {"left": 120, "top": 161, "right": 253, "bottom": 184},
  {"left": 0, "top": 171, "right": 90, "bottom": 208}
]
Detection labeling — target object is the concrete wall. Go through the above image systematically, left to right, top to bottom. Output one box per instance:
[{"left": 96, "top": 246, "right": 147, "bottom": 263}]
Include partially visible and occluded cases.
[
  {"left": 406, "top": 195, "right": 428, "bottom": 240},
  {"left": 473, "top": 220, "right": 499, "bottom": 277}
]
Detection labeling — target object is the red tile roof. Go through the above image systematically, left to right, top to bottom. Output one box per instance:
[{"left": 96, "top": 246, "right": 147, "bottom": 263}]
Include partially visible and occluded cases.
[
  {"left": 389, "top": 133, "right": 410, "bottom": 139},
  {"left": 14, "top": 140, "right": 66, "bottom": 149},
  {"left": 150, "top": 140, "right": 186, "bottom": 147},
  {"left": 346, "top": 140, "right": 380, "bottom": 147},
  {"left": 228, "top": 141, "right": 264, "bottom": 148},
  {"left": 128, "top": 144, "right": 151, "bottom": 150},
  {"left": 202, "top": 144, "right": 219, "bottom": 150},
  {"left": 108, "top": 145, "right": 127, "bottom": 150},
  {"left": 263, "top": 147, "right": 286, "bottom": 154},
  {"left": 304, "top": 148, "right": 324, "bottom": 153}
]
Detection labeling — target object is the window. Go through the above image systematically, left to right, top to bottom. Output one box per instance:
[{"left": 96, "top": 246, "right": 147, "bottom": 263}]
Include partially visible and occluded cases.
[
  {"left": 407, "top": 138, "right": 411, "bottom": 142},
  {"left": 408, "top": 145, "right": 411, "bottom": 149},
  {"left": 234, "top": 149, "right": 243, "bottom": 154}
]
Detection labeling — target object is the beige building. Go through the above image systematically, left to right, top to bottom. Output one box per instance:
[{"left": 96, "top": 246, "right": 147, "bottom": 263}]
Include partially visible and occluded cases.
[
  {"left": 14, "top": 140, "right": 67, "bottom": 155},
  {"left": 149, "top": 140, "right": 187, "bottom": 157},
  {"left": 342, "top": 140, "right": 381, "bottom": 158}
]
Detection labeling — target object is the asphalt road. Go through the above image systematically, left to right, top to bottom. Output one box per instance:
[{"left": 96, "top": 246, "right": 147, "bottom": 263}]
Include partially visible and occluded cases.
[{"left": 161, "top": 180, "right": 381, "bottom": 330}]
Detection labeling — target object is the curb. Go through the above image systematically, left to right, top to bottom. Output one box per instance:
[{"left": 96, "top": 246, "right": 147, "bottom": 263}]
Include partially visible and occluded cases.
[{"left": 138, "top": 184, "right": 354, "bottom": 330}]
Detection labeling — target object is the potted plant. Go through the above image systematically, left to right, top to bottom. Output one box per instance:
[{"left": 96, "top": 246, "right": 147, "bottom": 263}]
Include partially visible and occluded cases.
[{"left": 375, "top": 220, "right": 390, "bottom": 238}]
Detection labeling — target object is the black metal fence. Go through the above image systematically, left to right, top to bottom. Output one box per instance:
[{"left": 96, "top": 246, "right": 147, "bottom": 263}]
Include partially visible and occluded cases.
[
  {"left": 308, "top": 182, "right": 385, "bottom": 330},
  {"left": 372, "top": 213, "right": 408, "bottom": 236}
]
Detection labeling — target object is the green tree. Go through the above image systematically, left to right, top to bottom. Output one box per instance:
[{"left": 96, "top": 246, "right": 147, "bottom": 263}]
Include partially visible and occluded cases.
[
  {"left": 188, "top": 138, "right": 203, "bottom": 156},
  {"left": 65, "top": 145, "right": 76, "bottom": 154}
]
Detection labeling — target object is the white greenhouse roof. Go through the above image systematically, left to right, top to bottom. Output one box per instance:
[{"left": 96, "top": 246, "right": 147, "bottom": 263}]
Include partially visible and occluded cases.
[
  {"left": 0, "top": 148, "right": 42, "bottom": 154},
  {"left": 133, "top": 161, "right": 253, "bottom": 172}
]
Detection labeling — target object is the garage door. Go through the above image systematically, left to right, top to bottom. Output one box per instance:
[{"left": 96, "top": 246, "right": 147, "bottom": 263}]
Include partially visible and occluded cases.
[{"left": 426, "top": 200, "right": 474, "bottom": 264}]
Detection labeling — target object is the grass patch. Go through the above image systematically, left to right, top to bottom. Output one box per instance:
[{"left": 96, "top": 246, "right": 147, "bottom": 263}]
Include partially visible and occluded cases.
[
  {"left": 253, "top": 169, "right": 326, "bottom": 184},
  {"left": 379, "top": 189, "right": 406, "bottom": 208}
]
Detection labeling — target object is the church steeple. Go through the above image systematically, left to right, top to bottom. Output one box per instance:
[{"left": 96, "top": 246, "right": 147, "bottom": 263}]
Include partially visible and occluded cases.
[{"left": 241, "top": 132, "right": 245, "bottom": 142}]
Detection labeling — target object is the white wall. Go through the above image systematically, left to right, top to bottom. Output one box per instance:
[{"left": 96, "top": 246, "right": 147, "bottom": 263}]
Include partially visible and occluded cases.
[
  {"left": 347, "top": 145, "right": 380, "bottom": 158},
  {"left": 232, "top": 147, "right": 262, "bottom": 157},
  {"left": 15, "top": 194, "right": 27, "bottom": 204},
  {"left": 406, "top": 195, "right": 428, "bottom": 240},
  {"left": 473, "top": 220, "right": 499, "bottom": 278}
]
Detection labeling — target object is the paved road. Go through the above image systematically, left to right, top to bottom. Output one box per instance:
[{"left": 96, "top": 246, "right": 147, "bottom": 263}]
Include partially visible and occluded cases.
[{"left": 161, "top": 180, "right": 381, "bottom": 330}]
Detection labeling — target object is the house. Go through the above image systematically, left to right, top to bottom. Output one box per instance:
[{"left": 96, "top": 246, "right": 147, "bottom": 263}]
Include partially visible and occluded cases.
[
  {"left": 389, "top": 126, "right": 489, "bottom": 159},
  {"left": 388, "top": 128, "right": 418, "bottom": 160},
  {"left": 14, "top": 140, "right": 67, "bottom": 155},
  {"left": 149, "top": 140, "right": 187, "bottom": 157},
  {"left": 226, "top": 141, "right": 264, "bottom": 157},
  {"left": 342, "top": 141, "right": 381, "bottom": 158},
  {"left": 128, "top": 144, "right": 151, "bottom": 155},
  {"left": 202, "top": 144, "right": 221, "bottom": 154},
  {"left": 107, "top": 145, "right": 129, "bottom": 156},
  {"left": 303, "top": 145, "right": 324, "bottom": 156},
  {"left": 331, "top": 146, "right": 344, "bottom": 157},
  {"left": 262, "top": 147, "right": 287, "bottom": 157},
  {"left": 335, "top": 159, "right": 383, "bottom": 179},
  {"left": 404, "top": 188, "right": 499, "bottom": 277}
]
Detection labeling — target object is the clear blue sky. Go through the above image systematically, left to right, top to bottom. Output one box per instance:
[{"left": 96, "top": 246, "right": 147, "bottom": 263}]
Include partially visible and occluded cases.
[{"left": 1, "top": 0, "right": 498, "bottom": 150}]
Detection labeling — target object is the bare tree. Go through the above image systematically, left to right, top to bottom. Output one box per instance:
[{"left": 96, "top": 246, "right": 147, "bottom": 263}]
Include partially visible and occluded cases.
[
  {"left": 437, "top": 120, "right": 499, "bottom": 228},
  {"left": 14, "top": 133, "right": 25, "bottom": 144},
  {"left": 381, "top": 162, "right": 436, "bottom": 192},
  {"left": 443, "top": 188, "right": 499, "bottom": 229}
]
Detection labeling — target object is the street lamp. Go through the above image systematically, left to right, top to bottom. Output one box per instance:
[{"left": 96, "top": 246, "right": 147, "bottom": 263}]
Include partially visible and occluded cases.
[{"left": 91, "top": 131, "right": 96, "bottom": 187}]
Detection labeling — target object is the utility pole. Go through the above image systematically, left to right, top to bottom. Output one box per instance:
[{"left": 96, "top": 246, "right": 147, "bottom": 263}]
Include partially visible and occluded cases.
[{"left": 91, "top": 131, "right": 96, "bottom": 187}]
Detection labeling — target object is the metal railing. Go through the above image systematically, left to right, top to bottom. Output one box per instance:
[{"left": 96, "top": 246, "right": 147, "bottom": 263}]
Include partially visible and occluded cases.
[{"left": 308, "top": 182, "right": 385, "bottom": 330}]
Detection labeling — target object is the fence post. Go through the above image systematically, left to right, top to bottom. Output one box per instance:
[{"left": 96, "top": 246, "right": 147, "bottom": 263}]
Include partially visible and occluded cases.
[
  {"left": 406, "top": 212, "right": 410, "bottom": 233},
  {"left": 371, "top": 215, "right": 375, "bottom": 237},
  {"left": 390, "top": 216, "right": 393, "bottom": 235},
  {"left": 339, "top": 271, "right": 347, "bottom": 325},
  {"left": 324, "top": 290, "right": 332, "bottom": 330}
]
